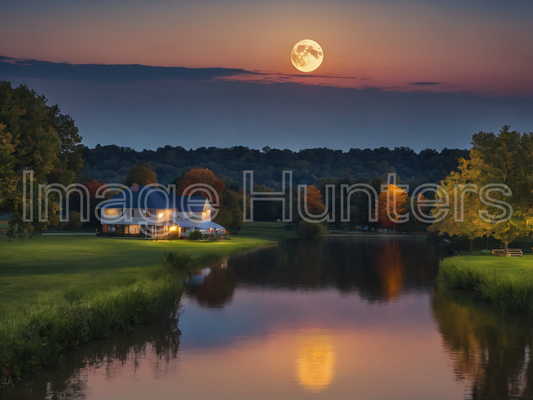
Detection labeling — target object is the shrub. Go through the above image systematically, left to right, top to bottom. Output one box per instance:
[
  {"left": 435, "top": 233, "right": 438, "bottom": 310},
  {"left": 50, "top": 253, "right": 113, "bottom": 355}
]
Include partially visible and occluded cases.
[
  {"left": 61, "top": 211, "right": 82, "bottom": 231},
  {"left": 298, "top": 220, "right": 326, "bottom": 239},
  {"left": 188, "top": 230, "right": 203, "bottom": 240},
  {"left": 480, "top": 249, "right": 492, "bottom": 255}
]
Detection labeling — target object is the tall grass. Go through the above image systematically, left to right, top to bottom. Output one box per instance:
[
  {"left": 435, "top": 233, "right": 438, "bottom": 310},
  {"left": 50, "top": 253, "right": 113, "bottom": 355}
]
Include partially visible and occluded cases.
[
  {"left": 438, "top": 258, "right": 533, "bottom": 314},
  {"left": 0, "top": 267, "right": 183, "bottom": 382},
  {"left": 2, "top": 319, "right": 182, "bottom": 397}
]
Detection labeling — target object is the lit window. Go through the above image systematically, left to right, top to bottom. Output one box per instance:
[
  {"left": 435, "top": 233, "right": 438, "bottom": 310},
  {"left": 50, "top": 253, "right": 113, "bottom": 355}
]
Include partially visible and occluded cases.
[{"left": 104, "top": 209, "right": 121, "bottom": 217}]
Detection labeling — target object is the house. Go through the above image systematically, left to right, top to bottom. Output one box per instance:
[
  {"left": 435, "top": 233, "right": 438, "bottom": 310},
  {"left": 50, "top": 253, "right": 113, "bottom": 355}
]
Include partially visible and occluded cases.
[{"left": 96, "top": 184, "right": 225, "bottom": 238}]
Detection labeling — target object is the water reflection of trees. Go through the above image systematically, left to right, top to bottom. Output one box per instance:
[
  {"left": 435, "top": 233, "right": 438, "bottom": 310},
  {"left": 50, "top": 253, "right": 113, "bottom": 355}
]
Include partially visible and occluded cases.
[
  {"left": 186, "top": 238, "right": 441, "bottom": 307},
  {"left": 375, "top": 240, "right": 405, "bottom": 300},
  {"left": 186, "top": 262, "right": 237, "bottom": 308},
  {"left": 433, "top": 288, "right": 533, "bottom": 399},
  {"left": 2, "top": 321, "right": 181, "bottom": 400}
]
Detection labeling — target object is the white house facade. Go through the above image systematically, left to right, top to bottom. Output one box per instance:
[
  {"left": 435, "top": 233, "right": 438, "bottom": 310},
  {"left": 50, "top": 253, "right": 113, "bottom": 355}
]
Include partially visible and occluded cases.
[{"left": 96, "top": 184, "right": 225, "bottom": 238}]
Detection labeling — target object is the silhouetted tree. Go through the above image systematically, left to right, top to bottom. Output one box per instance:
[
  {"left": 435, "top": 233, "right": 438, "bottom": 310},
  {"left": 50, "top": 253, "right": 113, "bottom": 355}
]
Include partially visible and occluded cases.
[{"left": 0, "top": 81, "right": 83, "bottom": 239}]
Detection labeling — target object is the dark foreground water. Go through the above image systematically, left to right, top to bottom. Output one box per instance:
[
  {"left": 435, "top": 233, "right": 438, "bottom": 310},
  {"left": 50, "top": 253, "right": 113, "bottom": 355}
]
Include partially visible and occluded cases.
[{"left": 3, "top": 237, "right": 533, "bottom": 400}]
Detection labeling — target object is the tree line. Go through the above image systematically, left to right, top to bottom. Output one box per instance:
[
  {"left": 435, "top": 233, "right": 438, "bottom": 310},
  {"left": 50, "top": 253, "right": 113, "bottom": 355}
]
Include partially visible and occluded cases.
[{"left": 81, "top": 143, "right": 469, "bottom": 190}]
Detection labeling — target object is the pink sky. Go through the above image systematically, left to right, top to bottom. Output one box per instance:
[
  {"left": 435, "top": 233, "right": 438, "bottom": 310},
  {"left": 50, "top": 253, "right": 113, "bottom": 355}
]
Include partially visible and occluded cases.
[{"left": 2, "top": 0, "right": 533, "bottom": 96}]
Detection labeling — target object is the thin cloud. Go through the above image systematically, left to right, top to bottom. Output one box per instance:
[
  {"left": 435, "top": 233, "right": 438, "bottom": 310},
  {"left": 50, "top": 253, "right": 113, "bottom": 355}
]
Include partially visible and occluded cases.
[
  {"left": 0, "top": 56, "right": 257, "bottom": 83},
  {"left": 0, "top": 56, "right": 366, "bottom": 87},
  {"left": 0, "top": 56, "right": 461, "bottom": 94},
  {"left": 278, "top": 73, "right": 359, "bottom": 80},
  {"left": 410, "top": 82, "right": 442, "bottom": 86}
]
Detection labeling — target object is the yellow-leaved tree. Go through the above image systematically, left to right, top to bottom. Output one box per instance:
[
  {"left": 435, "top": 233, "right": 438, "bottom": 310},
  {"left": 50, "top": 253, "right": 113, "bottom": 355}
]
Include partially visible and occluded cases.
[{"left": 430, "top": 126, "right": 533, "bottom": 255}]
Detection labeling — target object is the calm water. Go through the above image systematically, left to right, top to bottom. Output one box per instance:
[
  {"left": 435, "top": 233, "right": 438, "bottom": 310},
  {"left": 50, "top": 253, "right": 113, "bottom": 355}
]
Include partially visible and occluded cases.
[{"left": 3, "top": 237, "right": 533, "bottom": 400}]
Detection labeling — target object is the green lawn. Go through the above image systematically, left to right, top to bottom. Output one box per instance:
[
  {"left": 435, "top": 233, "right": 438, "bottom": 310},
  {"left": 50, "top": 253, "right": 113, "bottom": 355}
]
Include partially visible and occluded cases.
[
  {"left": 237, "top": 221, "right": 300, "bottom": 241},
  {"left": 0, "top": 222, "right": 290, "bottom": 317},
  {"left": 453, "top": 254, "right": 533, "bottom": 273}
]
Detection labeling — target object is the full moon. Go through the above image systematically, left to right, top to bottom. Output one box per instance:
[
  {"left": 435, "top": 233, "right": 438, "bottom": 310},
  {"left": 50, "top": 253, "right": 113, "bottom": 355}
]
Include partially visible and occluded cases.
[{"left": 290, "top": 39, "right": 324, "bottom": 73}]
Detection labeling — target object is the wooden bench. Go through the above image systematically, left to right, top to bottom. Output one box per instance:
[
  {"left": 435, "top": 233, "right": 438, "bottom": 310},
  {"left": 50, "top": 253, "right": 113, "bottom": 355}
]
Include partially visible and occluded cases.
[{"left": 491, "top": 248, "right": 523, "bottom": 257}]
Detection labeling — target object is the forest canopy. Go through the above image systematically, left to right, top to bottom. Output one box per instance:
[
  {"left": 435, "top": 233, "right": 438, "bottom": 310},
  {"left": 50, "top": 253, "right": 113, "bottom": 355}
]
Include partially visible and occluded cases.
[{"left": 81, "top": 144, "right": 469, "bottom": 190}]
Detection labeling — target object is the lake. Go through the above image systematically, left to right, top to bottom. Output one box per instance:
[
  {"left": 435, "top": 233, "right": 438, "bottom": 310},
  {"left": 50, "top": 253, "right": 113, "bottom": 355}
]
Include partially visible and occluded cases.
[{"left": 3, "top": 237, "right": 533, "bottom": 400}]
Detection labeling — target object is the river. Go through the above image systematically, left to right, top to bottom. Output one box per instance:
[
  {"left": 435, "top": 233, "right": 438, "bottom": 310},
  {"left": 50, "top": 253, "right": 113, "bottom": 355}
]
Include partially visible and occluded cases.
[{"left": 3, "top": 237, "right": 533, "bottom": 399}]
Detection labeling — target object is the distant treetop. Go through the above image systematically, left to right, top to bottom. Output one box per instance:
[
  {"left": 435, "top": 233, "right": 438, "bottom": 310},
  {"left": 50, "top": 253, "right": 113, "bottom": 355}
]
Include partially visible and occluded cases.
[{"left": 81, "top": 144, "right": 469, "bottom": 190}]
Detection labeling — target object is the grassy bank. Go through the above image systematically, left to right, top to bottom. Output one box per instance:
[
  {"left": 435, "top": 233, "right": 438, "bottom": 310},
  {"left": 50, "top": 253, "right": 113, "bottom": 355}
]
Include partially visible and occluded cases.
[
  {"left": 0, "top": 222, "right": 289, "bottom": 382},
  {"left": 0, "top": 232, "right": 278, "bottom": 317},
  {"left": 438, "top": 255, "right": 533, "bottom": 314},
  {"left": 0, "top": 270, "right": 183, "bottom": 382}
]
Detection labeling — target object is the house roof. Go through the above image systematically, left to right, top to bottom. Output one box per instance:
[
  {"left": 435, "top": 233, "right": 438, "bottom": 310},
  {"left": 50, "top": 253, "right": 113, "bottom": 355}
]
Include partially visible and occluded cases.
[
  {"left": 96, "top": 186, "right": 214, "bottom": 212},
  {"left": 168, "top": 217, "right": 225, "bottom": 230},
  {"left": 170, "top": 217, "right": 202, "bottom": 228},
  {"left": 195, "top": 220, "right": 225, "bottom": 231}
]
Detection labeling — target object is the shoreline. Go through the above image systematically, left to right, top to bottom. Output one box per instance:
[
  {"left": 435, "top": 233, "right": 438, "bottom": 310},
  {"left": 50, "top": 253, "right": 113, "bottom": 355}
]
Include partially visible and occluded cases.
[
  {"left": 323, "top": 233, "right": 427, "bottom": 238},
  {"left": 437, "top": 255, "right": 533, "bottom": 315}
]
